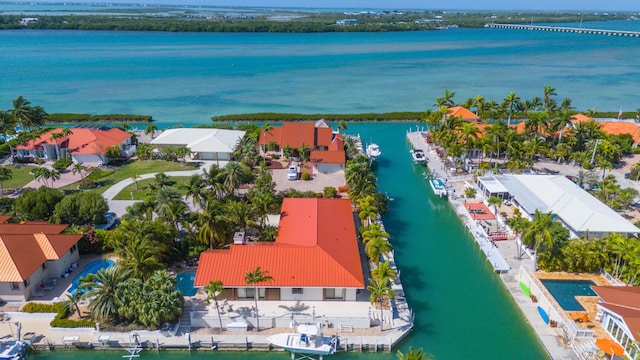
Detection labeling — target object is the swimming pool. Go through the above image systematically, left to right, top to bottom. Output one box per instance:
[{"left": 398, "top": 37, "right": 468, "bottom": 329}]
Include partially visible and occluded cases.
[
  {"left": 68, "top": 259, "right": 115, "bottom": 295},
  {"left": 176, "top": 271, "right": 197, "bottom": 297},
  {"left": 540, "top": 279, "right": 596, "bottom": 311}
]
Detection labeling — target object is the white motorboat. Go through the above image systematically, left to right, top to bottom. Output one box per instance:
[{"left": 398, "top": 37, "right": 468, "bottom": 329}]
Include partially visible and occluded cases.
[
  {"left": 366, "top": 143, "right": 381, "bottom": 159},
  {"left": 410, "top": 148, "right": 427, "bottom": 164},
  {"left": 429, "top": 178, "right": 448, "bottom": 197},
  {"left": 267, "top": 325, "right": 339, "bottom": 360},
  {"left": 0, "top": 341, "right": 27, "bottom": 360}
]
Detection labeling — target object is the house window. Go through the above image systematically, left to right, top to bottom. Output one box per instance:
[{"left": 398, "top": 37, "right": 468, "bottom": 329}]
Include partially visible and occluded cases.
[
  {"left": 23, "top": 278, "right": 30, "bottom": 287},
  {"left": 10, "top": 283, "right": 19, "bottom": 291},
  {"left": 237, "top": 288, "right": 265, "bottom": 299},
  {"left": 292, "top": 288, "right": 303, "bottom": 294},
  {"left": 324, "top": 288, "right": 345, "bottom": 300}
]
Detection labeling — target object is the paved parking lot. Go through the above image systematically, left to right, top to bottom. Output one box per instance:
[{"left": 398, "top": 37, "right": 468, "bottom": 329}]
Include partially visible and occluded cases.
[{"left": 271, "top": 161, "right": 346, "bottom": 193}]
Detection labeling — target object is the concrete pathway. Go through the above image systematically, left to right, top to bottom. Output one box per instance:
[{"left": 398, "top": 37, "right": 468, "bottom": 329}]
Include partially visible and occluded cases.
[{"left": 101, "top": 161, "right": 223, "bottom": 216}]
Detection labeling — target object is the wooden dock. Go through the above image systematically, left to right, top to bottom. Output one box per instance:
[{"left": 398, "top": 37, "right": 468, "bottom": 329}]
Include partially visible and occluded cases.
[{"left": 487, "top": 23, "right": 640, "bottom": 37}]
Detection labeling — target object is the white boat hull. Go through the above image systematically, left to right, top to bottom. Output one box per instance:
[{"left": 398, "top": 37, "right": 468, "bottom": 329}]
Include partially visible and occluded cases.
[
  {"left": 366, "top": 144, "right": 381, "bottom": 159},
  {"left": 410, "top": 149, "right": 427, "bottom": 164},
  {"left": 429, "top": 178, "right": 448, "bottom": 197},
  {"left": 267, "top": 333, "right": 338, "bottom": 356},
  {"left": 0, "top": 341, "right": 27, "bottom": 360}
]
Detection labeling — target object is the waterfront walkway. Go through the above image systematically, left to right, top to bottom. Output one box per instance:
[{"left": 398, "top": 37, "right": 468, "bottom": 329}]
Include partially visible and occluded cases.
[{"left": 407, "top": 129, "right": 579, "bottom": 360}]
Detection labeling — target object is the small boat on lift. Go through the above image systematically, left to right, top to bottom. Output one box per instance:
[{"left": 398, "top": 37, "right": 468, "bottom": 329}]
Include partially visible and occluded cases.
[
  {"left": 366, "top": 143, "right": 381, "bottom": 160},
  {"left": 410, "top": 148, "right": 427, "bottom": 164},
  {"left": 267, "top": 325, "right": 339, "bottom": 360},
  {"left": 0, "top": 340, "right": 28, "bottom": 360}
]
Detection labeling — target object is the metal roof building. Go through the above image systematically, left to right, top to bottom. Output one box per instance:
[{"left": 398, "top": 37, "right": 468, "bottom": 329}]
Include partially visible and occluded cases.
[{"left": 478, "top": 174, "right": 640, "bottom": 238}]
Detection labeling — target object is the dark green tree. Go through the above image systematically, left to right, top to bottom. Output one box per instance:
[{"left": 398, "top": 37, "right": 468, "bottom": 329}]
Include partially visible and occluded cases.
[{"left": 51, "top": 192, "right": 109, "bottom": 226}]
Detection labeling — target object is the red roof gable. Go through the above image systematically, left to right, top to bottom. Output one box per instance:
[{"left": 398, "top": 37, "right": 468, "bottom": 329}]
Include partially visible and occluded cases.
[
  {"left": 448, "top": 106, "right": 480, "bottom": 122},
  {"left": 259, "top": 122, "right": 336, "bottom": 149},
  {"left": 16, "top": 127, "right": 131, "bottom": 155},
  {"left": 194, "top": 198, "right": 364, "bottom": 288},
  {"left": 0, "top": 220, "right": 81, "bottom": 282},
  {"left": 592, "top": 286, "right": 640, "bottom": 341}
]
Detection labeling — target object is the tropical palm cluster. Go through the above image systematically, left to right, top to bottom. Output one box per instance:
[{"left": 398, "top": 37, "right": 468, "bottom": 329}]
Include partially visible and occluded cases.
[
  {"left": 424, "top": 88, "right": 636, "bottom": 173},
  {"left": 344, "top": 154, "right": 398, "bottom": 331},
  {"left": 509, "top": 209, "right": 640, "bottom": 284},
  {"left": 75, "top": 266, "right": 183, "bottom": 328}
]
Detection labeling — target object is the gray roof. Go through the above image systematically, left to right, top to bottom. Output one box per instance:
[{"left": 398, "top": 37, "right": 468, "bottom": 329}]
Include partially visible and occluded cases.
[
  {"left": 150, "top": 128, "right": 246, "bottom": 153},
  {"left": 485, "top": 174, "right": 639, "bottom": 235}
]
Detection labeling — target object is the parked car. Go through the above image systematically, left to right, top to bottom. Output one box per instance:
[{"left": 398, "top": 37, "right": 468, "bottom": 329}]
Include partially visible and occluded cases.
[
  {"left": 287, "top": 166, "right": 298, "bottom": 180},
  {"left": 96, "top": 212, "right": 118, "bottom": 230}
]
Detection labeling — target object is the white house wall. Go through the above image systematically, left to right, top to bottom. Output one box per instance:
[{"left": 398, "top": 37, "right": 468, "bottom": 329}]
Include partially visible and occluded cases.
[
  {"left": 72, "top": 154, "right": 105, "bottom": 165},
  {"left": 280, "top": 288, "right": 324, "bottom": 301}
]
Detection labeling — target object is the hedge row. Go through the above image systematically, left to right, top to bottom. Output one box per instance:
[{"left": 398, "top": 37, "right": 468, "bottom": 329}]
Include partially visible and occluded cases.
[{"left": 22, "top": 301, "right": 96, "bottom": 328}]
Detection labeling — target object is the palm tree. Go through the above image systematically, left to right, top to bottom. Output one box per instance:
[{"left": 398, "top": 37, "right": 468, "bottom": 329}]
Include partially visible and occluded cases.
[
  {"left": 543, "top": 86, "right": 557, "bottom": 109},
  {"left": 433, "top": 89, "right": 455, "bottom": 108},
  {"left": 503, "top": 91, "right": 521, "bottom": 126},
  {"left": 10, "top": 96, "right": 34, "bottom": 131},
  {"left": 0, "top": 111, "right": 16, "bottom": 143},
  {"left": 338, "top": 120, "right": 348, "bottom": 133},
  {"left": 145, "top": 124, "right": 158, "bottom": 139},
  {"left": 298, "top": 143, "right": 311, "bottom": 163},
  {"left": 223, "top": 161, "right": 247, "bottom": 196},
  {"left": 71, "top": 162, "right": 88, "bottom": 181},
  {"left": 30, "top": 167, "right": 47, "bottom": 187},
  {"left": 131, "top": 174, "right": 141, "bottom": 190},
  {"left": 182, "top": 174, "right": 206, "bottom": 208},
  {"left": 155, "top": 186, "right": 186, "bottom": 232},
  {"left": 358, "top": 195, "right": 378, "bottom": 226},
  {"left": 487, "top": 196, "right": 502, "bottom": 217},
  {"left": 521, "top": 210, "right": 554, "bottom": 271},
  {"left": 361, "top": 223, "right": 390, "bottom": 244},
  {"left": 115, "top": 236, "right": 164, "bottom": 280},
  {"left": 365, "top": 237, "right": 393, "bottom": 262},
  {"left": 371, "top": 260, "right": 397, "bottom": 282},
  {"left": 79, "top": 266, "right": 130, "bottom": 322},
  {"left": 244, "top": 267, "right": 273, "bottom": 332},
  {"left": 367, "top": 277, "right": 394, "bottom": 332},
  {"left": 204, "top": 280, "right": 225, "bottom": 331},
  {"left": 63, "top": 292, "right": 84, "bottom": 318},
  {"left": 397, "top": 347, "right": 431, "bottom": 360}
]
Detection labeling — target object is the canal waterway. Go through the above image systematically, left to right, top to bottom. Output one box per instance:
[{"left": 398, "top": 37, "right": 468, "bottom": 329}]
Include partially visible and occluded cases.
[{"left": 31, "top": 122, "right": 549, "bottom": 359}]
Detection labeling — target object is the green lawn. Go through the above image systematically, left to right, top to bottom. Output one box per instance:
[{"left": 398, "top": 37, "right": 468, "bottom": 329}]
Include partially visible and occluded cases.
[
  {"left": 58, "top": 160, "right": 198, "bottom": 194},
  {"left": 1, "top": 165, "right": 38, "bottom": 192},
  {"left": 112, "top": 177, "right": 190, "bottom": 200}
]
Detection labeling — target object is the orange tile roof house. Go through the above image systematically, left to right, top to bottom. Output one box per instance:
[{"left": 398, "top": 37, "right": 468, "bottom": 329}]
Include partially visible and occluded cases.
[
  {"left": 448, "top": 106, "right": 481, "bottom": 123},
  {"left": 572, "top": 114, "right": 640, "bottom": 144},
  {"left": 259, "top": 121, "right": 346, "bottom": 173},
  {"left": 14, "top": 126, "right": 133, "bottom": 165},
  {"left": 194, "top": 198, "right": 365, "bottom": 302},
  {"left": 0, "top": 218, "right": 82, "bottom": 302},
  {"left": 591, "top": 286, "right": 640, "bottom": 358}
]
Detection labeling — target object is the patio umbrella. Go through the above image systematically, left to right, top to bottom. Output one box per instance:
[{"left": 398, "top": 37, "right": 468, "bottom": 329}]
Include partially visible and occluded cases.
[{"left": 595, "top": 338, "right": 624, "bottom": 358}]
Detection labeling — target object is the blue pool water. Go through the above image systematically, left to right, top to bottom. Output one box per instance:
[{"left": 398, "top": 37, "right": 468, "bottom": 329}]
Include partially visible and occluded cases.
[
  {"left": 68, "top": 259, "right": 114, "bottom": 295},
  {"left": 176, "top": 271, "right": 197, "bottom": 297},
  {"left": 540, "top": 279, "right": 596, "bottom": 311}
]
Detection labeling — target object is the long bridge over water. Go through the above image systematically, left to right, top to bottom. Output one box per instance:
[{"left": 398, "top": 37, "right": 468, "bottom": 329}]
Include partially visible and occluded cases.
[{"left": 487, "top": 23, "right": 640, "bottom": 37}]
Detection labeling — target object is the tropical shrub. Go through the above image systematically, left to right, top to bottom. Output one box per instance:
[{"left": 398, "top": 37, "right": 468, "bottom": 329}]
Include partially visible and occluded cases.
[
  {"left": 52, "top": 157, "right": 72, "bottom": 171},
  {"left": 301, "top": 172, "right": 311, "bottom": 181},
  {"left": 323, "top": 186, "right": 338, "bottom": 198},
  {"left": 14, "top": 187, "right": 63, "bottom": 220},
  {"left": 51, "top": 191, "right": 109, "bottom": 226}
]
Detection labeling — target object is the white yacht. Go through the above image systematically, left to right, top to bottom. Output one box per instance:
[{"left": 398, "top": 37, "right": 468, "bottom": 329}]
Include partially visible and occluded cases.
[
  {"left": 366, "top": 143, "right": 381, "bottom": 159},
  {"left": 0, "top": 341, "right": 27, "bottom": 360}
]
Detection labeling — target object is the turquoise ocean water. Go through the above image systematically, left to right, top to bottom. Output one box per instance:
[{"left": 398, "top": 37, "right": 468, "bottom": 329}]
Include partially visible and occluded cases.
[{"left": 3, "top": 19, "right": 639, "bottom": 359}]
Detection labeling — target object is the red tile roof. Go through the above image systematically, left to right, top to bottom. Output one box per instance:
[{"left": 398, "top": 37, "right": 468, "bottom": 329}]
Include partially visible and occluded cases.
[
  {"left": 448, "top": 106, "right": 480, "bottom": 122},
  {"left": 260, "top": 123, "right": 345, "bottom": 164},
  {"left": 16, "top": 127, "right": 131, "bottom": 155},
  {"left": 194, "top": 198, "right": 364, "bottom": 288},
  {"left": 0, "top": 220, "right": 81, "bottom": 282},
  {"left": 592, "top": 286, "right": 640, "bottom": 341}
]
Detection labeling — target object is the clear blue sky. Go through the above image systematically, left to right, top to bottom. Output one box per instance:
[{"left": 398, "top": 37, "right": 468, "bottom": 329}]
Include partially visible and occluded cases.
[{"left": 12, "top": 0, "right": 640, "bottom": 11}]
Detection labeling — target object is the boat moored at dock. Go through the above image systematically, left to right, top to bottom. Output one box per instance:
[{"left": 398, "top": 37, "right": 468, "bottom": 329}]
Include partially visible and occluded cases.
[
  {"left": 366, "top": 143, "right": 381, "bottom": 160},
  {"left": 410, "top": 148, "right": 427, "bottom": 164},
  {"left": 429, "top": 178, "right": 448, "bottom": 197},
  {"left": 267, "top": 325, "right": 339, "bottom": 360},
  {"left": 0, "top": 340, "right": 28, "bottom": 360}
]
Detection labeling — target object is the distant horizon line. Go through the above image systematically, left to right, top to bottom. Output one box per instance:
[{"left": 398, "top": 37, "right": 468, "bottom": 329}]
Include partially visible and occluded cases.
[{"left": 1, "top": 1, "right": 638, "bottom": 13}]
